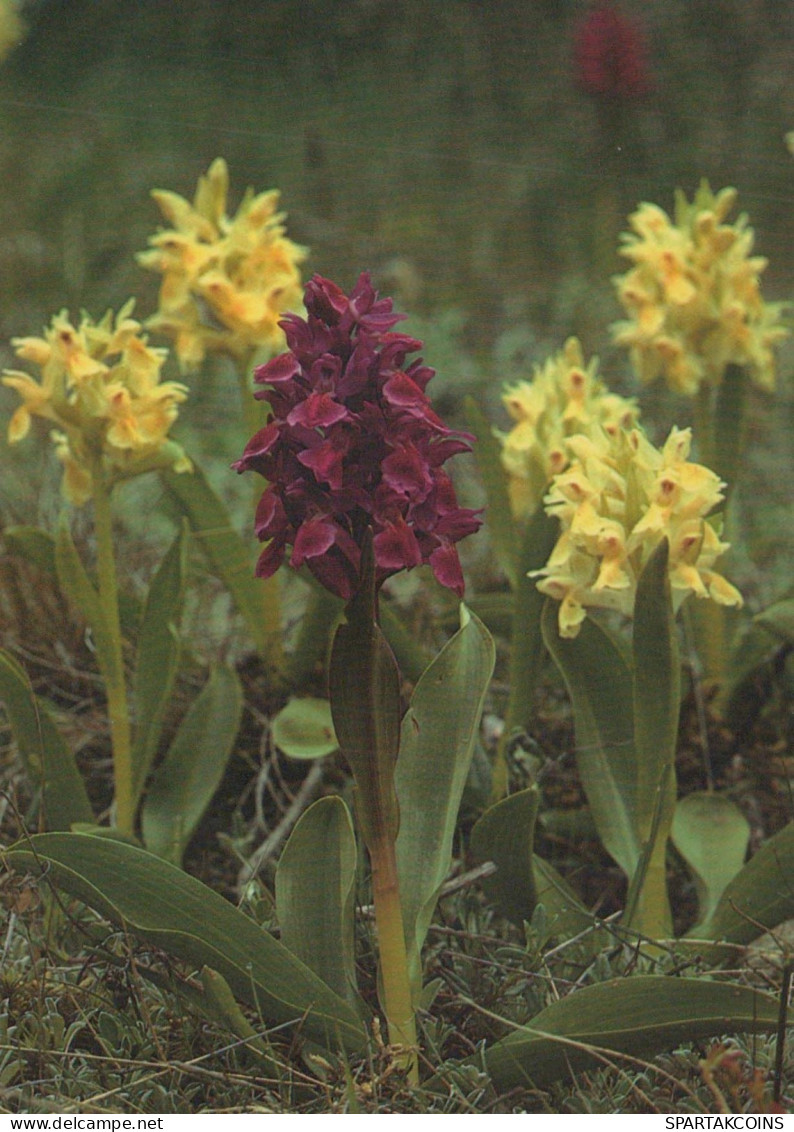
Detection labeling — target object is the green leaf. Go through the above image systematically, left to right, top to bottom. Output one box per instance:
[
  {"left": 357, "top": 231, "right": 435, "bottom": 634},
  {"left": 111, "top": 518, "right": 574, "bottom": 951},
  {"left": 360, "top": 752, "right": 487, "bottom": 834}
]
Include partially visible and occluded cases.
[
  {"left": 713, "top": 363, "right": 747, "bottom": 492},
  {"left": 464, "top": 396, "right": 519, "bottom": 588},
  {"left": 159, "top": 464, "right": 268, "bottom": 655},
  {"left": 505, "top": 507, "right": 559, "bottom": 734},
  {"left": 54, "top": 518, "right": 120, "bottom": 685},
  {"left": 131, "top": 522, "right": 189, "bottom": 803},
  {"left": 5, "top": 524, "right": 141, "bottom": 636},
  {"left": 329, "top": 535, "right": 402, "bottom": 850},
  {"left": 629, "top": 540, "right": 679, "bottom": 937},
  {"left": 633, "top": 540, "right": 679, "bottom": 832},
  {"left": 287, "top": 588, "right": 343, "bottom": 688},
  {"left": 464, "top": 592, "right": 514, "bottom": 637},
  {"left": 755, "top": 598, "right": 794, "bottom": 645},
  {"left": 378, "top": 600, "right": 434, "bottom": 686},
  {"left": 541, "top": 600, "right": 639, "bottom": 879},
  {"left": 395, "top": 605, "right": 495, "bottom": 988},
  {"left": 715, "top": 620, "right": 779, "bottom": 728},
  {"left": 0, "top": 650, "right": 93, "bottom": 830},
  {"left": 141, "top": 665, "right": 243, "bottom": 865},
  {"left": 271, "top": 697, "right": 338, "bottom": 761},
  {"left": 471, "top": 787, "right": 541, "bottom": 927},
  {"left": 472, "top": 788, "right": 592, "bottom": 937},
  {"left": 672, "top": 793, "right": 751, "bottom": 926},
  {"left": 275, "top": 797, "right": 360, "bottom": 1012},
  {"left": 692, "top": 821, "right": 794, "bottom": 947},
  {"left": 3, "top": 832, "right": 366, "bottom": 1053},
  {"left": 532, "top": 856, "right": 595, "bottom": 942},
  {"left": 199, "top": 966, "right": 278, "bottom": 1066},
  {"left": 482, "top": 976, "right": 779, "bottom": 1089}
]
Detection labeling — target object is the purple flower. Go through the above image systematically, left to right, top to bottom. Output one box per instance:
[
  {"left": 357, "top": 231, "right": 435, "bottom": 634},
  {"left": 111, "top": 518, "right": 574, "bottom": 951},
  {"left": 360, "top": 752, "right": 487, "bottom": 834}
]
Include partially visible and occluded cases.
[{"left": 233, "top": 272, "right": 481, "bottom": 600}]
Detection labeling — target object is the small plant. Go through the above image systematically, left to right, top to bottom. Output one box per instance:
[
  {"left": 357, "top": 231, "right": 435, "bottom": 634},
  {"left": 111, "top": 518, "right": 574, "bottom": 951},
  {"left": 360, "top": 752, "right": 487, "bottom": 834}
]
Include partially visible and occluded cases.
[{"left": 0, "top": 305, "right": 241, "bottom": 855}]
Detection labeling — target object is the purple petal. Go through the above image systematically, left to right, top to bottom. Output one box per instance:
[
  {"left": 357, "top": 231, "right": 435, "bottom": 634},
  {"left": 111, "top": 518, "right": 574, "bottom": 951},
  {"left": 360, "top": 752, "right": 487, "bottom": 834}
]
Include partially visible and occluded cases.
[
  {"left": 254, "top": 352, "right": 301, "bottom": 386},
  {"left": 288, "top": 392, "right": 348, "bottom": 430},
  {"left": 298, "top": 435, "right": 349, "bottom": 490},
  {"left": 382, "top": 442, "right": 433, "bottom": 502},
  {"left": 373, "top": 518, "right": 422, "bottom": 571},
  {"left": 255, "top": 537, "right": 286, "bottom": 579},
  {"left": 429, "top": 542, "right": 465, "bottom": 597}
]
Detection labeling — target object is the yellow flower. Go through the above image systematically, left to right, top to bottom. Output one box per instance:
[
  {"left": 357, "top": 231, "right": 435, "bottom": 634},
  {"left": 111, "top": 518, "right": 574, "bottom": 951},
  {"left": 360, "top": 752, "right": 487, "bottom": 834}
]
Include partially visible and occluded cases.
[
  {"left": 0, "top": 1, "right": 24, "bottom": 62},
  {"left": 137, "top": 158, "right": 307, "bottom": 369},
  {"left": 612, "top": 183, "right": 789, "bottom": 394},
  {"left": 3, "top": 304, "right": 190, "bottom": 504},
  {"left": 498, "top": 337, "right": 638, "bottom": 520},
  {"left": 533, "top": 424, "right": 743, "bottom": 638}
]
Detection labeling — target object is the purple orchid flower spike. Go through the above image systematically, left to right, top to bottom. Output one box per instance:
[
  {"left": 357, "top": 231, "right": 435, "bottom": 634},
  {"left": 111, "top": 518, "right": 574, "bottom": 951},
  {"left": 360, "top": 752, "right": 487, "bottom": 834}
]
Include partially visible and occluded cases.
[{"left": 234, "top": 272, "right": 481, "bottom": 600}]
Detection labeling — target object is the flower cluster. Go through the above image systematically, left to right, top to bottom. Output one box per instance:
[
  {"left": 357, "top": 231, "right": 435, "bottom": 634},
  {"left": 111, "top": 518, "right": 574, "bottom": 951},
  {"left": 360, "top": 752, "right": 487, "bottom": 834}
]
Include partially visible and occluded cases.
[
  {"left": 137, "top": 158, "right": 306, "bottom": 370},
  {"left": 613, "top": 183, "right": 789, "bottom": 395},
  {"left": 233, "top": 273, "right": 481, "bottom": 600},
  {"left": 3, "top": 302, "right": 190, "bottom": 504},
  {"left": 499, "top": 337, "right": 638, "bottom": 521},
  {"left": 532, "top": 424, "right": 743, "bottom": 638}
]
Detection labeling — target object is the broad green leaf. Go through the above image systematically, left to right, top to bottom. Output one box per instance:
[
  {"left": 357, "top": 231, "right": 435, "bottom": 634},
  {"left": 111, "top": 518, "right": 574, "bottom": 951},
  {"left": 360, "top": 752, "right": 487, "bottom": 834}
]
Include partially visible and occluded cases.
[
  {"left": 713, "top": 363, "right": 747, "bottom": 493},
  {"left": 464, "top": 395, "right": 519, "bottom": 588},
  {"left": 159, "top": 465, "right": 268, "bottom": 655},
  {"left": 505, "top": 508, "right": 559, "bottom": 735},
  {"left": 54, "top": 518, "right": 120, "bottom": 685},
  {"left": 131, "top": 522, "right": 189, "bottom": 803},
  {"left": 4, "top": 525, "right": 141, "bottom": 635},
  {"left": 329, "top": 535, "right": 402, "bottom": 850},
  {"left": 629, "top": 540, "right": 678, "bottom": 937},
  {"left": 633, "top": 540, "right": 679, "bottom": 832},
  {"left": 288, "top": 588, "right": 343, "bottom": 688},
  {"left": 465, "top": 592, "right": 514, "bottom": 637},
  {"left": 755, "top": 598, "right": 794, "bottom": 645},
  {"left": 378, "top": 600, "right": 434, "bottom": 686},
  {"left": 541, "top": 600, "right": 639, "bottom": 878},
  {"left": 395, "top": 605, "right": 495, "bottom": 989},
  {"left": 716, "top": 620, "right": 779, "bottom": 729},
  {"left": 0, "top": 649, "right": 93, "bottom": 830},
  {"left": 141, "top": 665, "right": 243, "bottom": 865},
  {"left": 271, "top": 697, "right": 338, "bottom": 760},
  {"left": 471, "top": 787, "right": 540, "bottom": 927},
  {"left": 472, "top": 788, "right": 592, "bottom": 938},
  {"left": 672, "top": 793, "right": 750, "bottom": 926},
  {"left": 275, "top": 797, "right": 360, "bottom": 1012},
  {"left": 691, "top": 821, "right": 794, "bottom": 947},
  {"left": 3, "top": 833, "right": 366, "bottom": 1053},
  {"left": 532, "top": 856, "right": 595, "bottom": 942},
  {"left": 199, "top": 967, "right": 277, "bottom": 1066},
  {"left": 482, "top": 976, "right": 779, "bottom": 1089}
]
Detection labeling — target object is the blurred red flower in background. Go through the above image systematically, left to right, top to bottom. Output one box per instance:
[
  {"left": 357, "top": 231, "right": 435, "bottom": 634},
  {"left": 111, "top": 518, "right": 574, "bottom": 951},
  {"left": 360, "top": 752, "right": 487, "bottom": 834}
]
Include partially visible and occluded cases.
[{"left": 574, "top": 2, "right": 651, "bottom": 100}]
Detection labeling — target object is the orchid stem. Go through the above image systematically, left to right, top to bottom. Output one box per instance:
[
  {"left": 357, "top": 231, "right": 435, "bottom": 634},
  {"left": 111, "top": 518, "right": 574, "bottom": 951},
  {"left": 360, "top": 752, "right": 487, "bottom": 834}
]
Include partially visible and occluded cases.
[
  {"left": 91, "top": 459, "right": 134, "bottom": 835},
  {"left": 370, "top": 834, "right": 419, "bottom": 1085}
]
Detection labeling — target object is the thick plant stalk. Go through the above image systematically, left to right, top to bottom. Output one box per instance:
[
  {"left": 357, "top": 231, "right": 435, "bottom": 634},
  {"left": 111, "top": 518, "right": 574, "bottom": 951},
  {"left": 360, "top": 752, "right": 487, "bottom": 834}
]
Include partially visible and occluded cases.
[
  {"left": 90, "top": 459, "right": 134, "bottom": 834},
  {"left": 329, "top": 534, "right": 418, "bottom": 1083},
  {"left": 370, "top": 835, "right": 419, "bottom": 1083}
]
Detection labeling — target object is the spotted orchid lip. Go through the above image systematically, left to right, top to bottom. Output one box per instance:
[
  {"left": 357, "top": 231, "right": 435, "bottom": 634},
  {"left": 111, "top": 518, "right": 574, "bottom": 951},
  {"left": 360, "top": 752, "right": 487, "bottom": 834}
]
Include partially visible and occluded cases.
[{"left": 234, "top": 272, "right": 482, "bottom": 601}]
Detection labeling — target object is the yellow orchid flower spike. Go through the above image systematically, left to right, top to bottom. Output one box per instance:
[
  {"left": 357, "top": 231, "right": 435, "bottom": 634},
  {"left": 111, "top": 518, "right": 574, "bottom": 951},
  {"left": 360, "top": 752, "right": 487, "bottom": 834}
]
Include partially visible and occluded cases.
[
  {"left": 137, "top": 157, "right": 307, "bottom": 370},
  {"left": 612, "top": 183, "right": 789, "bottom": 395},
  {"left": 2, "top": 304, "right": 190, "bottom": 505},
  {"left": 498, "top": 337, "right": 638, "bottom": 521},
  {"left": 533, "top": 424, "right": 743, "bottom": 638}
]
